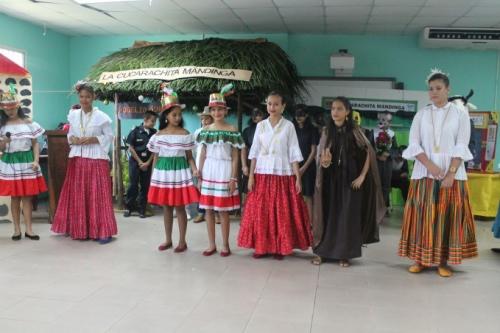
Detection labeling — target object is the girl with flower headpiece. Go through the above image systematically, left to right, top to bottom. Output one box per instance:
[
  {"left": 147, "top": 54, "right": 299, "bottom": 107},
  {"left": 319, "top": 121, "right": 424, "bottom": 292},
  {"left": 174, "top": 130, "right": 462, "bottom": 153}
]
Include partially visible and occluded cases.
[
  {"left": 398, "top": 70, "right": 477, "bottom": 277},
  {"left": 51, "top": 81, "right": 117, "bottom": 244},
  {"left": 197, "top": 84, "right": 244, "bottom": 257},
  {"left": 0, "top": 85, "right": 46, "bottom": 241},
  {"left": 147, "top": 86, "right": 199, "bottom": 253}
]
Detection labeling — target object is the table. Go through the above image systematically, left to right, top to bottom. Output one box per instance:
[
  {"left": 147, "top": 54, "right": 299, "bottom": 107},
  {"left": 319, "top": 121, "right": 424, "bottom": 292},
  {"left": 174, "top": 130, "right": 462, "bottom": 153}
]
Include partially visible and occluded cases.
[{"left": 467, "top": 172, "right": 500, "bottom": 218}]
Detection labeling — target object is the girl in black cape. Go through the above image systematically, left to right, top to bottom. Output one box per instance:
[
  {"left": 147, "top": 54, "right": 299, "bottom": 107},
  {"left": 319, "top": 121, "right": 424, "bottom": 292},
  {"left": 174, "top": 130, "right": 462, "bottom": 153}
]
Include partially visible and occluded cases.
[{"left": 312, "top": 97, "right": 386, "bottom": 267}]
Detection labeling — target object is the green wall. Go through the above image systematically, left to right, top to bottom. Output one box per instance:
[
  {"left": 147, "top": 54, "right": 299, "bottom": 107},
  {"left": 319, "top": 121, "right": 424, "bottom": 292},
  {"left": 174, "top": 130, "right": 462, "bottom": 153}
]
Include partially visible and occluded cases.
[
  {"left": 1, "top": 12, "right": 499, "bottom": 170},
  {"left": 0, "top": 13, "right": 70, "bottom": 130},
  {"left": 67, "top": 33, "right": 500, "bottom": 171}
]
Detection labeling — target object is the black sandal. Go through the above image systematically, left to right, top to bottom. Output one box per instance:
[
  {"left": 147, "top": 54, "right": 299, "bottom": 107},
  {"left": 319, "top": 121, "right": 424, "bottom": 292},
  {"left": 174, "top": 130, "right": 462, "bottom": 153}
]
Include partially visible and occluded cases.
[{"left": 11, "top": 233, "right": 22, "bottom": 241}]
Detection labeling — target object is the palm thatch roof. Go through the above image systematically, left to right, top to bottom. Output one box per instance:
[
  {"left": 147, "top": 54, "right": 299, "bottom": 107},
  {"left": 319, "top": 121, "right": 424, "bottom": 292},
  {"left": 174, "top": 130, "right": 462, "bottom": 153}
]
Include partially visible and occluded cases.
[{"left": 86, "top": 38, "right": 305, "bottom": 102}]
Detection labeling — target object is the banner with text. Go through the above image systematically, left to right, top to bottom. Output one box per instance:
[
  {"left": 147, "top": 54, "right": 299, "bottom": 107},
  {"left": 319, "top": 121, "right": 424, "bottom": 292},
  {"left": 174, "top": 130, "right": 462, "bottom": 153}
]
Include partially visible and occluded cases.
[
  {"left": 99, "top": 66, "right": 252, "bottom": 84},
  {"left": 322, "top": 97, "right": 418, "bottom": 113}
]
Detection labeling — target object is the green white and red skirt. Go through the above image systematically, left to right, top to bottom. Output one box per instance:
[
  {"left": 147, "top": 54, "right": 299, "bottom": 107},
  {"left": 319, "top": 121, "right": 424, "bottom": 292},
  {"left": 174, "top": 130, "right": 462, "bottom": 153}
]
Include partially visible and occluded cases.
[
  {"left": 0, "top": 150, "right": 47, "bottom": 196},
  {"left": 148, "top": 156, "right": 199, "bottom": 206},
  {"left": 199, "top": 157, "right": 240, "bottom": 211},
  {"left": 398, "top": 178, "right": 478, "bottom": 266}
]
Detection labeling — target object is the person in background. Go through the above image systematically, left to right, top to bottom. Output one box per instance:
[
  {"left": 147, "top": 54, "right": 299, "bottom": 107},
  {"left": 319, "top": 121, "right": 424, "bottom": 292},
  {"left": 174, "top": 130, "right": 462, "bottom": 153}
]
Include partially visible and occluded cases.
[
  {"left": 293, "top": 104, "right": 320, "bottom": 225},
  {"left": 192, "top": 107, "right": 214, "bottom": 223},
  {"left": 240, "top": 107, "right": 265, "bottom": 209},
  {"left": 124, "top": 111, "right": 158, "bottom": 218},
  {"left": 368, "top": 112, "right": 398, "bottom": 210},
  {"left": 391, "top": 145, "right": 409, "bottom": 202},
  {"left": 492, "top": 202, "right": 500, "bottom": 253}
]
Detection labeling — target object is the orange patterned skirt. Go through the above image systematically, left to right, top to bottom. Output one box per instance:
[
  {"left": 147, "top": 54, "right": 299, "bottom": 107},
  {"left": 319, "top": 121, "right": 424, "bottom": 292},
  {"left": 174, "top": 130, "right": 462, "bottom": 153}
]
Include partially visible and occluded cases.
[{"left": 398, "top": 178, "right": 477, "bottom": 266}]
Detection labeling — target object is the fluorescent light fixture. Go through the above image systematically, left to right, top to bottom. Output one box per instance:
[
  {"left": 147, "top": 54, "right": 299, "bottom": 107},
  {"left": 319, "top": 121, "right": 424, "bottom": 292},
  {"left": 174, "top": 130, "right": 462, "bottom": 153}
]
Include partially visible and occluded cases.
[{"left": 74, "top": 0, "right": 139, "bottom": 4}]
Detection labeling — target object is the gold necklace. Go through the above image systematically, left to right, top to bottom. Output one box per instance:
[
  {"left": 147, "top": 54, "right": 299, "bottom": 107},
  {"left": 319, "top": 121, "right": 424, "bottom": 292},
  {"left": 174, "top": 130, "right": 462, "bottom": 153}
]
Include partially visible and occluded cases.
[
  {"left": 430, "top": 104, "right": 451, "bottom": 153},
  {"left": 80, "top": 108, "right": 94, "bottom": 136}
]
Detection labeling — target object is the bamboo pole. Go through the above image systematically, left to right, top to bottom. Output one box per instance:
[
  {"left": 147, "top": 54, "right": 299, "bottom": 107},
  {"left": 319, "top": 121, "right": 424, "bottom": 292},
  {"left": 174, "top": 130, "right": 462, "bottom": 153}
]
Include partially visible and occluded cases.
[
  {"left": 237, "top": 92, "right": 243, "bottom": 132},
  {"left": 114, "top": 93, "right": 124, "bottom": 210}
]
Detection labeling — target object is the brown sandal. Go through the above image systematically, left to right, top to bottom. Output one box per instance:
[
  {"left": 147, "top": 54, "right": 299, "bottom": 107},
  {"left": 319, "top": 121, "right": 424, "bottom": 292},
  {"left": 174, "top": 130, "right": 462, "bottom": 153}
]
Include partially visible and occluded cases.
[
  {"left": 311, "top": 256, "right": 322, "bottom": 265},
  {"left": 339, "top": 260, "right": 350, "bottom": 267},
  {"left": 408, "top": 264, "right": 424, "bottom": 273},
  {"left": 438, "top": 266, "right": 452, "bottom": 277}
]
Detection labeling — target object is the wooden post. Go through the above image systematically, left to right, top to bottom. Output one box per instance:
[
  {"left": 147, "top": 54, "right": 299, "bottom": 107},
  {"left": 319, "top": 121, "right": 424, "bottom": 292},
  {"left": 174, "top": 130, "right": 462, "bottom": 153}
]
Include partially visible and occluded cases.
[
  {"left": 237, "top": 92, "right": 243, "bottom": 132},
  {"left": 113, "top": 93, "right": 124, "bottom": 210}
]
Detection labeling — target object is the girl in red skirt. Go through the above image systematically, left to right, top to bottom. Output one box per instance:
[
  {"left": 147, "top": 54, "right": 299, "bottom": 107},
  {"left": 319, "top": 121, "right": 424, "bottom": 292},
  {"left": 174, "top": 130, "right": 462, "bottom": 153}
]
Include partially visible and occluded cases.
[
  {"left": 51, "top": 82, "right": 117, "bottom": 244},
  {"left": 197, "top": 86, "right": 244, "bottom": 257},
  {"left": 0, "top": 87, "right": 46, "bottom": 241},
  {"left": 147, "top": 87, "right": 199, "bottom": 252},
  {"left": 238, "top": 91, "right": 312, "bottom": 259}
]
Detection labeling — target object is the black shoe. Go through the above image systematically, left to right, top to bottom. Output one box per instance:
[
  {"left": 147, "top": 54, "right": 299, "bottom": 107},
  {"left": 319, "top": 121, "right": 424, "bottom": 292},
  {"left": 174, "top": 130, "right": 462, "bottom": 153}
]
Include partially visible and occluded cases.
[
  {"left": 123, "top": 209, "right": 132, "bottom": 217},
  {"left": 139, "top": 210, "right": 146, "bottom": 218},
  {"left": 11, "top": 233, "right": 21, "bottom": 241},
  {"left": 24, "top": 233, "right": 40, "bottom": 241},
  {"left": 492, "top": 248, "right": 500, "bottom": 253}
]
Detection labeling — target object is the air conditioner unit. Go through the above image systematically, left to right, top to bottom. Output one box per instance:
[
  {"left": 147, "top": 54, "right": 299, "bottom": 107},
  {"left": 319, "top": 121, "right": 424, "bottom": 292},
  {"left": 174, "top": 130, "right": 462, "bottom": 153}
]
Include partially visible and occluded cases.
[
  {"left": 420, "top": 27, "right": 500, "bottom": 50},
  {"left": 330, "top": 49, "right": 354, "bottom": 77}
]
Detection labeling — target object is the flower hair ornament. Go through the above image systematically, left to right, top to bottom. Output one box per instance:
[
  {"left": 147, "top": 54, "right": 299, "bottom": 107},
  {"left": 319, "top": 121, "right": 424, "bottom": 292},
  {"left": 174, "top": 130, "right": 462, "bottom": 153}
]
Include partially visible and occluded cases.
[
  {"left": 426, "top": 68, "right": 450, "bottom": 84},
  {"left": 73, "top": 80, "right": 89, "bottom": 93},
  {"left": 0, "top": 83, "right": 20, "bottom": 109},
  {"left": 160, "top": 83, "right": 185, "bottom": 111},
  {"left": 207, "top": 83, "right": 234, "bottom": 109}
]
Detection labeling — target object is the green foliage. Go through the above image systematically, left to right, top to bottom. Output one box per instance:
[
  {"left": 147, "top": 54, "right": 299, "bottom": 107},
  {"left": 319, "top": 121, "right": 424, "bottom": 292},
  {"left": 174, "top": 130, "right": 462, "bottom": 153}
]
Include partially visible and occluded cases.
[{"left": 86, "top": 38, "right": 305, "bottom": 102}]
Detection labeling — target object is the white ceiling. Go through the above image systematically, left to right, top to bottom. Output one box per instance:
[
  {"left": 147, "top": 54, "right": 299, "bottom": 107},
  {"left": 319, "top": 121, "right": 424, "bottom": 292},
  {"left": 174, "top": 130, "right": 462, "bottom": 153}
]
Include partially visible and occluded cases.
[{"left": 2, "top": 0, "right": 500, "bottom": 36}]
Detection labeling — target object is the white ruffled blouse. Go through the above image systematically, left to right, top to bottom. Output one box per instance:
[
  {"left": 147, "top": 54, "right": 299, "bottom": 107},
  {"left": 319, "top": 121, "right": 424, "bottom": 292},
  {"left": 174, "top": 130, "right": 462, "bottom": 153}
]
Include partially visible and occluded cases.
[
  {"left": 403, "top": 102, "right": 473, "bottom": 180},
  {"left": 67, "top": 108, "right": 114, "bottom": 160},
  {"left": 249, "top": 117, "right": 303, "bottom": 176},
  {"left": 0, "top": 122, "right": 44, "bottom": 152},
  {"left": 193, "top": 127, "right": 204, "bottom": 167},
  {"left": 147, "top": 133, "right": 195, "bottom": 157}
]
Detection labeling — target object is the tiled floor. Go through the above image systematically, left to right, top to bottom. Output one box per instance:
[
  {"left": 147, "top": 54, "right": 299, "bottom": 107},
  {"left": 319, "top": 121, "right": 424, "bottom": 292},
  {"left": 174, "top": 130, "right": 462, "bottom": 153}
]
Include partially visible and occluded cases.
[{"left": 0, "top": 207, "right": 499, "bottom": 333}]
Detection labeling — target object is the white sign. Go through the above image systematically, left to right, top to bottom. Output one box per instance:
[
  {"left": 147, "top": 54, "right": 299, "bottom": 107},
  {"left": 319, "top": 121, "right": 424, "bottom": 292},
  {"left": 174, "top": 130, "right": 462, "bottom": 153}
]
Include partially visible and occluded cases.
[
  {"left": 98, "top": 66, "right": 252, "bottom": 84},
  {"left": 348, "top": 98, "right": 417, "bottom": 112}
]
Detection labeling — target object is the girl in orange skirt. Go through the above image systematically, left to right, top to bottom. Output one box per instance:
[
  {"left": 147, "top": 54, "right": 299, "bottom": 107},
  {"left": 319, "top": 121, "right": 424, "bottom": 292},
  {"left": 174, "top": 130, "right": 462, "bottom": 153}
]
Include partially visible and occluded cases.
[{"left": 398, "top": 70, "right": 477, "bottom": 277}]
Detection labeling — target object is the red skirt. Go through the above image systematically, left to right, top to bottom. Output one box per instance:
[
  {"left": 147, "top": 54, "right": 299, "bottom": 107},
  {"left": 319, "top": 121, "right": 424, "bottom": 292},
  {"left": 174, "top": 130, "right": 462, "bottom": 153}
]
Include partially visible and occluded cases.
[
  {"left": 51, "top": 157, "right": 118, "bottom": 240},
  {"left": 237, "top": 174, "right": 312, "bottom": 255},
  {"left": 0, "top": 177, "right": 47, "bottom": 197},
  {"left": 148, "top": 186, "right": 199, "bottom": 207}
]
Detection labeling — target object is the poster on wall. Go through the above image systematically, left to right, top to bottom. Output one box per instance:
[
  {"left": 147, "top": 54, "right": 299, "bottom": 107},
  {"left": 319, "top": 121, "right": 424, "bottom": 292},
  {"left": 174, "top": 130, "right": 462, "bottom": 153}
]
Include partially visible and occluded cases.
[{"left": 117, "top": 101, "right": 162, "bottom": 119}]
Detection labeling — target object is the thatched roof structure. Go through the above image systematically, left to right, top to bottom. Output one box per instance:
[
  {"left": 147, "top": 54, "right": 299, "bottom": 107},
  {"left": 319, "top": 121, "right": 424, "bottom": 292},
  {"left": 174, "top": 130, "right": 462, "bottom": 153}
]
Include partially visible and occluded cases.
[{"left": 86, "top": 38, "right": 305, "bottom": 102}]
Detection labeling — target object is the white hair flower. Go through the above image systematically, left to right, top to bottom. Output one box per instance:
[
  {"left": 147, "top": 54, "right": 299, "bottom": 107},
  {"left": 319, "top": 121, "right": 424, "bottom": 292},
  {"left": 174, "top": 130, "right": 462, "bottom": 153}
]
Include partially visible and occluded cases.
[{"left": 426, "top": 68, "right": 449, "bottom": 84}]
